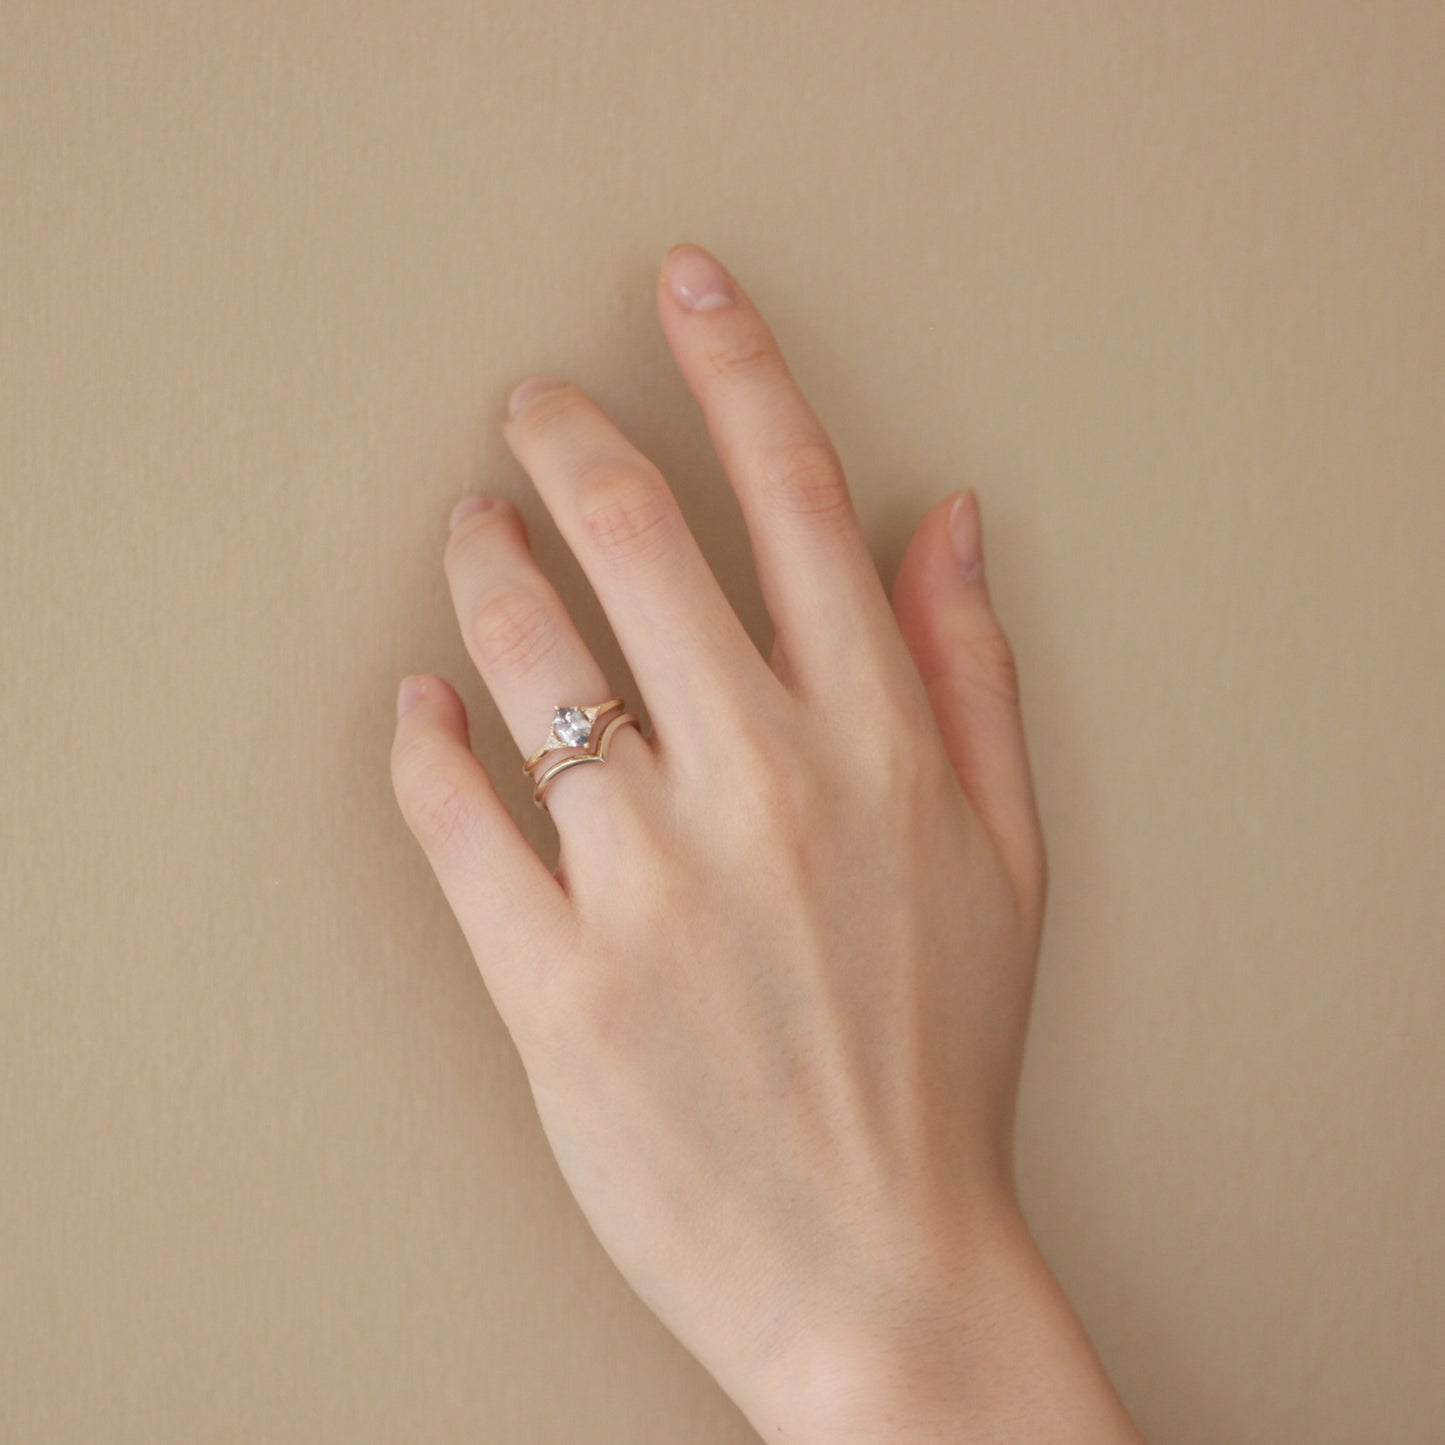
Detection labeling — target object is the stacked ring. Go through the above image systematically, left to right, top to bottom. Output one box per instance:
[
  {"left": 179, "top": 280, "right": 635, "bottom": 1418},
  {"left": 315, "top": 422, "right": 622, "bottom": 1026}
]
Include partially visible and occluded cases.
[{"left": 522, "top": 699, "right": 642, "bottom": 811}]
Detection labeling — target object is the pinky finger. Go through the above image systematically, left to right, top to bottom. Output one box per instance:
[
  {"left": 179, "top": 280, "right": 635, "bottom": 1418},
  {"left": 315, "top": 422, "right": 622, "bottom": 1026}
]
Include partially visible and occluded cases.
[{"left": 391, "top": 674, "right": 571, "bottom": 992}]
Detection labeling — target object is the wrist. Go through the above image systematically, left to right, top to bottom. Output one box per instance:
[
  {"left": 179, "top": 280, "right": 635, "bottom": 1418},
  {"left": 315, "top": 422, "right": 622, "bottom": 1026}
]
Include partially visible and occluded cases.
[{"left": 726, "top": 1200, "right": 1144, "bottom": 1444}]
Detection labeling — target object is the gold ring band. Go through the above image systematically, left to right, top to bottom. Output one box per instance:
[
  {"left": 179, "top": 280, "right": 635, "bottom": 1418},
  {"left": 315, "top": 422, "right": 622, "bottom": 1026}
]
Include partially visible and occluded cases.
[{"left": 529, "top": 711, "right": 641, "bottom": 810}]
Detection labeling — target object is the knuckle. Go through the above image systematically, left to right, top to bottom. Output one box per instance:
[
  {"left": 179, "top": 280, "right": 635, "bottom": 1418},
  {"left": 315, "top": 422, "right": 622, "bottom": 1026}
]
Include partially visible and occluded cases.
[
  {"left": 704, "top": 333, "right": 782, "bottom": 385},
  {"left": 510, "top": 381, "right": 583, "bottom": 431},
  {"left": 757, "top": 433, "right": 853, "bottom": 523},
  {"left": 576, "top": 461, "right": 677, "bottom": 565},
  {"left": 443, "top": 500, "right": 513, "bottom": 576},
  {"left": 469, "top": 587, "right": 560, "bottom": 679},
  {"left": 962, "top": 626, "right": 1022, "bottom": 707},
  {"left": 871, "top": 691, "right": 934, "bottom": 764},
  {"left": 855, "top": 693, "right": 950, "bottom": 799},
  {"left": 724, "top": 722, "right": 815, "bottom": 839},
  {"left": 393, "top": 748, "right": 475, "bottom": 857},
  {"left": 727, "top": 754, "right": 787, "bottom": 832},
  {"left": 770, "top": 759, "right": 826, "bottom": 841},
  {"left": 557, "top": 967, "right": 629, "bottom": 1053}
]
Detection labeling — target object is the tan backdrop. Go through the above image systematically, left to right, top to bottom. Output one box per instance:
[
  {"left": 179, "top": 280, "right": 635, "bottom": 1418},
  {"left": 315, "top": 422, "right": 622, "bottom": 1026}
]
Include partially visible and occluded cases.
[{"left": 3, "top": 4, "right": 1442, "bottom": 1441}]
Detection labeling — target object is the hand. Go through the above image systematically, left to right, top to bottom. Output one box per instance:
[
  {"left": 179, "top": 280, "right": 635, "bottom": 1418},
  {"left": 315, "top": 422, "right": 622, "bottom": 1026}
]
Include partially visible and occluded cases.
[{"left": 390, "top": 243, "right": 1143, "bottom": 1442}]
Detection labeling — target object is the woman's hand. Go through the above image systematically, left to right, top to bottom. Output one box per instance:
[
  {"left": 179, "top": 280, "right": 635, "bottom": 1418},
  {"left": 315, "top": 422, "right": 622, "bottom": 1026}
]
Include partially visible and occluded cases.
[{"left": 390, "top": 244, "right": 1143, "bottom": 1442}]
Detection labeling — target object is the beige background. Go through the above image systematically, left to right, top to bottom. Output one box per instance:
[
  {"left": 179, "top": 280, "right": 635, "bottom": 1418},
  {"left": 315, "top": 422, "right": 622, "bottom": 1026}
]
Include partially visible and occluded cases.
[{"left": 3, "top": 3, "right": 1442, "bottom": 1441}]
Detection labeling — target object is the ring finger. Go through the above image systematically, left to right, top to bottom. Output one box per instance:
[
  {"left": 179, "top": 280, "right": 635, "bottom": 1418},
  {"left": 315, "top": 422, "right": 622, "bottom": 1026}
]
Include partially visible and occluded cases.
[{"left": 443, "top": 494, "right": 658, "bottom": 830}]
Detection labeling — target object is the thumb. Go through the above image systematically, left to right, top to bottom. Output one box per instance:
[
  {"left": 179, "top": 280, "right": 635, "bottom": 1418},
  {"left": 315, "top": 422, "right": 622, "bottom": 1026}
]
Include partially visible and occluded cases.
[{"left": 891, "top": 488, "right": 1047, "bottom": 915}]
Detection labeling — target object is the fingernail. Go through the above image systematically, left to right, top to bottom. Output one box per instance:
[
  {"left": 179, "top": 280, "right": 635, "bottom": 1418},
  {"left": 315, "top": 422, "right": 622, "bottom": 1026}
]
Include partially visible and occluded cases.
[
  {"left": 665, "top": 244, "right": 735, "bottom": 311},
  {"left": 508, "top": 375, "right": 568, "bottom": 417},
  {"left": 948, "top": 489, "right": 985, "bottom": 582},
  {"left": 449, "top": 495, "right": 494, "bottom": 532},
  {"left": 396, "top": 675, "right": 427, "bottom": 718}
]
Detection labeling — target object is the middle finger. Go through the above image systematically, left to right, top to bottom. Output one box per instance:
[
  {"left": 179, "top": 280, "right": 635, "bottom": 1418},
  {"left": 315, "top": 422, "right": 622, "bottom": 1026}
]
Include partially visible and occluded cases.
[{"left": 503, "top": 376, "right": 777, "bottom": 741}]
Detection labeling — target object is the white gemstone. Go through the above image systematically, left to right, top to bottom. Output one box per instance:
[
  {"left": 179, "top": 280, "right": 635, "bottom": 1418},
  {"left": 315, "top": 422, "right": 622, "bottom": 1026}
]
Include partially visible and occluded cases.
[{"left": 553, "top": 706, "right": 592, "bottom": 747}]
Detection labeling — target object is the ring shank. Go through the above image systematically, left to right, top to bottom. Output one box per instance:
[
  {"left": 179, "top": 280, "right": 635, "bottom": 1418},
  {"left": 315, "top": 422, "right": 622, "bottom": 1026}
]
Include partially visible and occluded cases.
[{"left": 530, "top": 710, "right": 641, "bottom": 809}]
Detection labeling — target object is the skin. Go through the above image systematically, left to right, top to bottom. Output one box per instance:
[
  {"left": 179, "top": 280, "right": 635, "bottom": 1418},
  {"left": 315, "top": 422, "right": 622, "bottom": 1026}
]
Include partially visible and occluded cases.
[{"left": 390, "top": 243, "right": 1146, "bottom": 1442}]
